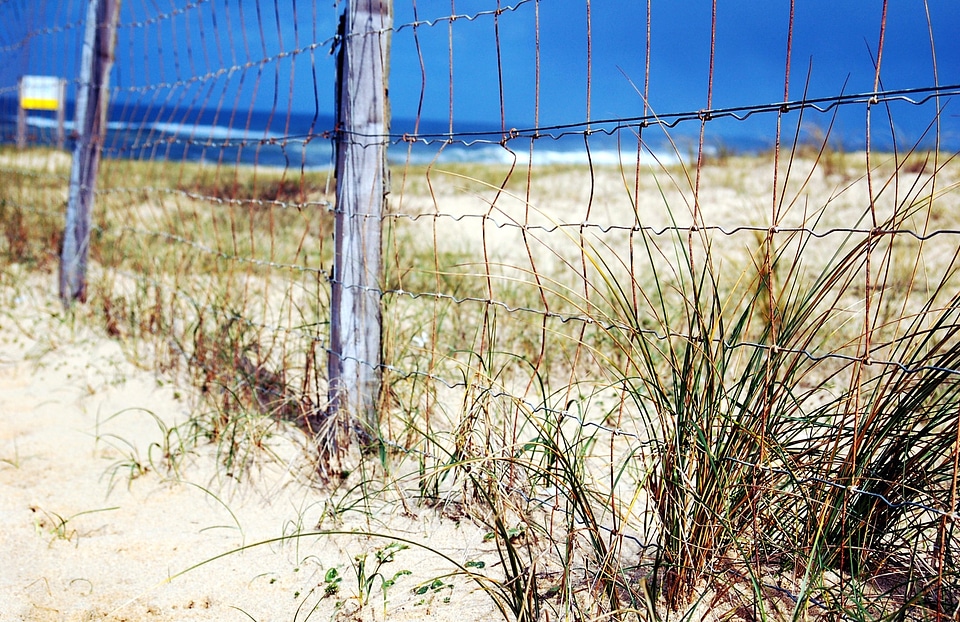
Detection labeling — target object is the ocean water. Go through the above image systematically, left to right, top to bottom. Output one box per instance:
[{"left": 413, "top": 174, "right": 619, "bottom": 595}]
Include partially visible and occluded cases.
[
  {"left": 6, "top": 96, "right": 950, "bottom": 170},
  {"left": 0, "top": 97, "right": 735, "bottom": 171}
]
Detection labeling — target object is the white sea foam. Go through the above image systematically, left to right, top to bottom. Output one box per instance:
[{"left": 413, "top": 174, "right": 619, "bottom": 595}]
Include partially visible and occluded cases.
[
  {"left": 15, "top": 114, "right": 690, "bottom": 167},
  {"left": 24, "top": 115, "right": 74, "bottom": 131},
  {"left": 26, "top": 117, "right": 280, "bottom": 142},
  {"left": 135, "top": 121, "right": 281, "bottom": 141},
  {"left": 395, "top": 143, "right": 687, "bottom": 168}
]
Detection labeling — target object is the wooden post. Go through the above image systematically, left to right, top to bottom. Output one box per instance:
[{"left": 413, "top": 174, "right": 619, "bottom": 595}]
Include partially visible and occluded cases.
[
  {"left": 60, "top": 0, "right": 120, "bottom": 305},
  {"left": 326, "top": 0, "right": 391, "bottom": 447},
  {"left": 16, "top": 78, "right": 25, "bottom": 149},
  {"left": 56, "top": 78, "right": 66, "bottom": 150}
]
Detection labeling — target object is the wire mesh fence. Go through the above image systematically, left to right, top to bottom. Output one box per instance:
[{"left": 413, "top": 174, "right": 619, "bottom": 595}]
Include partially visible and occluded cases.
[{"left": 2, "top": 0, "right": 960, "bottom": 618}]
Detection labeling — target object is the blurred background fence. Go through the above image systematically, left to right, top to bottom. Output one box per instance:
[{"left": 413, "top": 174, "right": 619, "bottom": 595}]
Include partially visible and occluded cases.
[{"left": 3, "top": 0, "right": 960, "bottom": 617}]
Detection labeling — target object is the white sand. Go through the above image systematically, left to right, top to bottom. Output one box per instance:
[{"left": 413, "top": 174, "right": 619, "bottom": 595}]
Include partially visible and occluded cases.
[
  {"left": 4, "top": 152, "right": 957, "bottom": 621},
  {"left": 0, "top": 275, "right": 501, "bottom": 622}
]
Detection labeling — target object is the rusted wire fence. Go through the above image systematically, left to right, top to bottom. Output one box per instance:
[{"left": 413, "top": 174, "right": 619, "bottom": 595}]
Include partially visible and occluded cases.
[{"left": 3, "top": 0, "right": 960, "bottom": 617}]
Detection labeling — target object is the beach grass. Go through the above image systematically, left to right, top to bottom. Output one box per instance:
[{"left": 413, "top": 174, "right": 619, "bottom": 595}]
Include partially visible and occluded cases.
[{"left": 1, "top": 137, "right": 959, "bottom": 621}]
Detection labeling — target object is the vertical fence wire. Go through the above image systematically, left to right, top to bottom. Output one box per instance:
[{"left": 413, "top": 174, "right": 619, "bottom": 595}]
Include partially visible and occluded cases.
[{"left": 2, "top": 0, "right": 960, "bottom": 615}]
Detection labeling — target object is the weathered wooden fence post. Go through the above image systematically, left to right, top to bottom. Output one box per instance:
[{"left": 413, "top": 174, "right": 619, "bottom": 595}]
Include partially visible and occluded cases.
[
  {"left": 60, "top": 0, "right": 120, "bottom": 305},
  {"left": 324, "top": 0, "right": 392, "bottom": 453},
  {"left": 15, "top": 78, "right": 25, "bottom": 150},
  {"left": 55, "top": 78, "right": 66, "bottom": 150}
]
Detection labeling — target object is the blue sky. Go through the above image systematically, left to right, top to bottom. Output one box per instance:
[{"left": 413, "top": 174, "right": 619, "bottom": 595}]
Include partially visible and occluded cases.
[
  {"left": 5, "top": 1, "right": 959, "bottom": 147},
  {"left": 386, "top": 1, "right": 959, "bottom": 143}
]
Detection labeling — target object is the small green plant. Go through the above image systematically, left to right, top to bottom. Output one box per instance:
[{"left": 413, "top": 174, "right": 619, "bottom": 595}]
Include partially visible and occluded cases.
[
  {"left": 94, "top": 407, "right": 192, "bottom": 492},
  {"left": 30, "top": 505, "right": 119, "bottom": 546},
  {"left": 483, "top": 524, "right": 525, "bottom": 543},
  {"left": 349, "top": 542, "right": 412, "bottom": 614},
  {"left": 322, "top": 567, "right": 342, "bottom": 597},
  {"left": 413, "top": 577, "right": 454, "bottom": 607}
]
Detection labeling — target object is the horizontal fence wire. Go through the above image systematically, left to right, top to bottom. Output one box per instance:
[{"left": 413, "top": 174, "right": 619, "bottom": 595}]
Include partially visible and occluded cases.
[{"left": 3, "top": 0, "right": 960, "bottom": 617}]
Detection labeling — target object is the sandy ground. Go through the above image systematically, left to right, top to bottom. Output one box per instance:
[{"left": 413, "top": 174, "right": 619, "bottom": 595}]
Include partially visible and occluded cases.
[
  {"left": 4, "top": 151, "right": 957, "bottom": 622},
  {"left": 0, "top": 275, "right": 501, "bottom": 622}
]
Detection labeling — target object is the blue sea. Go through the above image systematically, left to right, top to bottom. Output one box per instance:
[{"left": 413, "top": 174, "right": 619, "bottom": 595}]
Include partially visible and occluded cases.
[{"left": 1, "top": 96, "right": 950, "bottom": 170}]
